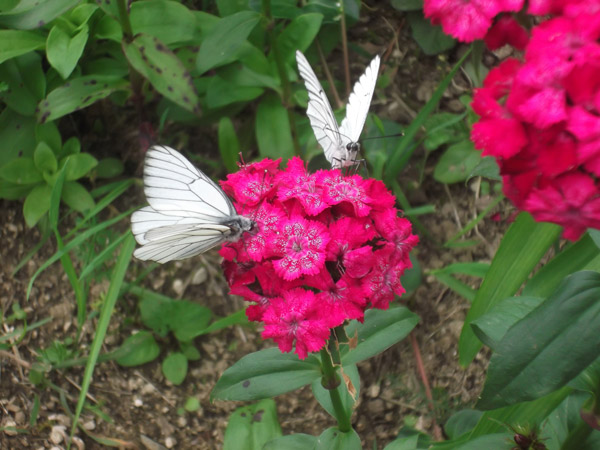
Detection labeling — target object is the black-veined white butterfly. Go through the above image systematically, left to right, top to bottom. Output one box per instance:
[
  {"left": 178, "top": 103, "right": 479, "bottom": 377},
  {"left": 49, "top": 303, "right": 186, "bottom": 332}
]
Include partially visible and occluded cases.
[
  {"left": 296, "top": 50, "right": 380, "bottom": 169},
  {"left": 131, "top": 145, "right": 255, "bottom": 263}
]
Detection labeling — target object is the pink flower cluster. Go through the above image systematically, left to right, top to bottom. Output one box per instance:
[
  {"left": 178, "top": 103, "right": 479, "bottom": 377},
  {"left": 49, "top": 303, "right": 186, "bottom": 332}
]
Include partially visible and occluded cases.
[
  {"left": 470, "top": 1, "right": 600, "bottom": 240},
  {"left": 219, "top": 158, "right": 418, "bottom": 359}
]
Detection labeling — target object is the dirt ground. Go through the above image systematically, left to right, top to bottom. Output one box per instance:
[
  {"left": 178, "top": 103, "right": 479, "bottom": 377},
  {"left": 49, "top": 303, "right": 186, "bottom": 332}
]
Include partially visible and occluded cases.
[{"left": 0, "top": 5, "right": 508, "bottom": 450}]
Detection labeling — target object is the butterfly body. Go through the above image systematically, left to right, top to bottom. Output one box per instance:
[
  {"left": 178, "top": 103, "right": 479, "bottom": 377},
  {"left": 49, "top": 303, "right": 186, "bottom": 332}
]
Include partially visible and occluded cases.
[
  {"left": 296, "top": 50, "right": 380, "bottom": 169},
  {"left": 131, "top": 145, "right": 255, "bottom": 263}
]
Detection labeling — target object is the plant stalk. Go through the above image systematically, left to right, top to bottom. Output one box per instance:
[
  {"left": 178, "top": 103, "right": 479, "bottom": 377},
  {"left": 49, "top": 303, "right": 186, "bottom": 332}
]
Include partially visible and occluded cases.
[{"left": 320, "top": 347, "right": 352, "bottom": 432}]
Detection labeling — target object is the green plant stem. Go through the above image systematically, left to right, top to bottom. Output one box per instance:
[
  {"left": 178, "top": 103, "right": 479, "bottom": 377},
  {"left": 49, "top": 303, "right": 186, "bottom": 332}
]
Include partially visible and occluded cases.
[
  {"left": 116, "top": 0, "right": 133, "bottom": 41},
  {"left": 261, "top": 0, "right": 301, "bottom": 156},
  {"left": 338, "top": 1, "right": 350, "bottom": 97},
  {"left": 320, "top": 348, "right": 351, "bottom": 432},
  {"left": 560, "top": 420, "right": 592, "bottom": 450}
]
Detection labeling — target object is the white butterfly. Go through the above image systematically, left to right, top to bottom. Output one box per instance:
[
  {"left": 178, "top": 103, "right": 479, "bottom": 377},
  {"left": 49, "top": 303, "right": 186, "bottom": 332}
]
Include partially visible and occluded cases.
[
  {"left": 296, "top": 50, "right": 380, "bottom": 169},
  {"left": 131, "top": 145, "right": 255, "bottom": 263}
]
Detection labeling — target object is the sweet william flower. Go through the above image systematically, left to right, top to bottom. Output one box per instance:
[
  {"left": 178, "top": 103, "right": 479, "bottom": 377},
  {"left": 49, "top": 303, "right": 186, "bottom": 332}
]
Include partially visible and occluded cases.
[{"left": 220, "top": 157, "right": 418, "bottom": 359}]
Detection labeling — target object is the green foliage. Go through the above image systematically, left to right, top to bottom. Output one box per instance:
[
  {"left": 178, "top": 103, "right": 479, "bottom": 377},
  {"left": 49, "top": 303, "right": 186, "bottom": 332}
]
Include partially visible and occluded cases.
[{"left": 224, "top": 399, "right": 282, "bottom": 450}]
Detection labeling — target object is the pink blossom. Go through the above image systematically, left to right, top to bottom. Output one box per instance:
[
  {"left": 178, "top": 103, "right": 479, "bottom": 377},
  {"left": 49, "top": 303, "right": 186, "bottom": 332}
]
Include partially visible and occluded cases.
[
  {"left": 484, "top": 15, "right": 529, "bottom": 50},
  {"left": 276, "top": 157, "right": 328, "bottom": 215},
  {"left": 317, "top": 171, "right": 371, "bottom": 217},
  {"left": 269, "top": 216, "right": 330, "bottom": 280},
  {"left": 262, "top": 289, "right": 334, "bottom": 359}
]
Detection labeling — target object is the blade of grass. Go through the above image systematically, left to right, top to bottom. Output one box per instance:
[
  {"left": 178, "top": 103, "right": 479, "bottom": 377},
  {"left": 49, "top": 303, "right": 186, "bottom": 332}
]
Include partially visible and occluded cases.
[
  {"left": 384, "top": 49, "right": 472, "bottom": 185},
  {"left": 445, "top": 194, "right": 504, "bottom": 247},
  {"left": 26, "top": 208, "right": 135, "bottom": 300},
  {"left": 78, "top": 230, "right": 130, "bottom": 281},
  {"left": 69, "top": 232, "right": 136, "bottom": 444},
  {"left": 0, "top": 317, "right": 53, "bottom": 344}
]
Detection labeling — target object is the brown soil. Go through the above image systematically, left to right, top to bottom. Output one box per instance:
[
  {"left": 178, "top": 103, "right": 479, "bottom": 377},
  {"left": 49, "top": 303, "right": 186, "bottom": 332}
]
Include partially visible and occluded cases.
[{"left": 0, "top": 4, "right": 509, "bottom": 450}]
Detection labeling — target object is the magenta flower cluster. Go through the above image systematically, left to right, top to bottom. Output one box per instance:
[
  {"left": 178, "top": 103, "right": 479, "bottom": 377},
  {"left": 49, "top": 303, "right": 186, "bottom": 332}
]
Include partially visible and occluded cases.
[
  {"left": 424, "top": 0, "right": 600, "bottom": 240},
  {"left": 219, "top": 157, "right": 418, "bottom": 359}
]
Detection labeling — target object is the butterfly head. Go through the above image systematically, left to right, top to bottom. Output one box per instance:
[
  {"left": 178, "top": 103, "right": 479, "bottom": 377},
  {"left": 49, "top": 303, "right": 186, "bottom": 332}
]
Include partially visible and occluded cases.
[{"left": 346, "top": 141, "right": 361, "bottom": 155}]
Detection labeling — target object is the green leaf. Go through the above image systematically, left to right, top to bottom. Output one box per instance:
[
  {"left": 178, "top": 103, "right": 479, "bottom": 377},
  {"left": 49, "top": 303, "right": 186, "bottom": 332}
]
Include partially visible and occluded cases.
[
  {"left": 0, "top": 0, "right": 80, "bottom": 30},
  {"left": 130, "top": 0, "right": 198, "bottom": 46},
  {"left": 391, "top": 0, "right": 424, "bottom": 11},
  {"left": 68, "top": 3, "right": 98, "bottom": 28},
  {"left": 196, "top": 11, "right": 261, "bottom": 74},
  {"left": 407, "top": 11, "right": 456, "bottom": 55},
  {"left": 274, "top": 13, "right": 323, "bottom": 65},
  {"left": 46, "top": 24, "right": 89, "bottom": 79},
  {"left": 0, "top": 30, "right": 45, "bottom": 63},
  {"left": 123, "top": 33, "right": 200, "bottom": 115},
  {"left": 0, "top": 52, "right": 45, "bottom": 115},
  {"left": 37, "top": 75, "right": 130, "bottom": 123},
  {"left": 206, "top": 76, "right": 264, "bottom": 108},
  {"left": 256, "top": 93, "right": 294, "bottom": 159},
  {"left": 0, "top": 110, "right": 36, "bottom": 165},
  {"left": 423, "top": 112, "right": 467, "bottom": 152},
  {"left": 218, "top": 117, "right": 241, "bottom": 173},
  {"left": 35, "top": 122, "right": 62, "bottom": 154},
  {"left": 433, "top": 140, "right": 482, "bottom": 184},
  {"left": 34, "top": 142, "right": 57, "bottom": 173},
  {"left": 62, "top": 153, "right": 97, "bottom": 180},
  {"left": 468, "top": 156, "right": 500, "bottom": 181},
  {"left": 0, "top": 157, "right": 42, "bottom": 184},
  {"left": 95, "top": 157, "right": 124, "bottom": 179},
  {"left": 0, "top": 180, "right": 34, "bottom": 200},
  {"left": 61, "top": 180, "right": 94, "bottom": 212},
  {"left": 23, "top": 184, "right": 51, "bottom": 227},
  {"left": 459, "top": 213, "right": 561, "bottom": 366},
  {"left": 523, "top": 233, "right": 600, "bottom": 298},
  {"left": 478, "top": 271, "right": 600, "bottom": 409},
  {"left": 471, "top": 296, "right": 545, "bottom": 350},
  {"left": 169, "top": 301, "right": 212, "bottom": 342},
  {"left": 342, "top": 307, "right": 419, "bottom": 365},
  {"left": 199, "top": 308, "right": 248, "bottom": 335},
  {"left": 114, "top": 331, "right": 161, "bottom": 367},
  {"left": 179, "top": 340, "right": 201, "bottom": 361},
  {"left": 212, "top": 348, "right": 321, "bottom": 401},
  {"left": 162, "top": 352, "right": 188, "bottom": 385},
  {"left": 312, "top": 365, "right": 359, "bottom": 420},
  {"left": 184, "top": 396, "right": 200, "bottom": 412},
  {"left": 224, "top": 399, "right": 282, "bottom": 450},
  {"left": 444, "top": 409, "right": 483, "bottom": 440},
  {"left": 317, "top": 427, "right": 361, "bottom": 450},
  {"left": 263, "top": 434, "right": 318, "bottom": 450},
  {"left": 383, "top": 435, "right": 420, "bottom": 450}
]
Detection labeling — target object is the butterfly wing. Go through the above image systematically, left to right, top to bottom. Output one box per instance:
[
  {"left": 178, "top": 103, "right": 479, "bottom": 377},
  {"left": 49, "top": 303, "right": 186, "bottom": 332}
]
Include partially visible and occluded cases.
[
  {"left": 296, "top": 50, "right": 345, "bottom": 164},
  {"left": 339, "top": 55, "right": 380, "bottom": 143},
  {"left": 131, "top": 145, "right": 237, "bottom": 263}
]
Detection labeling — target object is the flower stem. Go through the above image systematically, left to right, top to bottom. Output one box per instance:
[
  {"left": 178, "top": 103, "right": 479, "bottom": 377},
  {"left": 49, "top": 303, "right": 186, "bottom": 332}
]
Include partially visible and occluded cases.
[
  {"left": 116, "top": 0, "right": 133, "bottom": 41},
  {"left": 320, "top": 347, "right": 352, "bottom": 432}
]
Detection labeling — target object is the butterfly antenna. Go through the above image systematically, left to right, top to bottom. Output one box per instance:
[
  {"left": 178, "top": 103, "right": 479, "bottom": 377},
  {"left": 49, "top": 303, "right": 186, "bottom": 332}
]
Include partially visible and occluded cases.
[{"left": 361, "top": 132, "right": 404, "bottom": 142}]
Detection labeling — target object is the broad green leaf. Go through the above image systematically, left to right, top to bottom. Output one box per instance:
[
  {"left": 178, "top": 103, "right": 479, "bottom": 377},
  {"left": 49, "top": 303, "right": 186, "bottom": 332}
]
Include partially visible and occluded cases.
[
  {"left": 0, "top": 0, "right": 79, "bottom": 30},
  {"left": 95, "top": 0, "right": 119, "bottom": 20},
  {"left": 130, "top": 0, "right": 198, "bottom": 45},
  {"left": 216, "top": 0, "right": 250, "bottom": 16},
  {"left": 249, "top": 0, "right": 301, "bottom": 19},
  {"left": 68, "top": 3, "right": 98, "bottom": 28},
  {"left": 196, "top": 11, "right": 261, "bottom": 74},
  {"left": 407, "top": 11, "right": 456, "bottom": 55},
  {"left": 274, "top": 13, "right": 323, "bottom": 65},
  {"left": 94, "top": 15, "right": 122, "bottom": 41},
  {"left": 46, "top": 24, "right": 89, "bottom": 79},
  {"left": 0, "top": 30, "right": 45, "bottom": 63},
  {"left": 123, "top": 33, "right": 200, "bottom": 115},
  {"left": 0, "top": 52, "right": 45, "bottom": 115},
  {"left": 83, "top": 56, "right": 129, "bottom": 78},
  {"left": 217, "top": 62, "right": 279, "bottom": 90},
  {"left": 37, "top": 75, "right": 130, "bottom": 123},
  {"left": 206, "top": 76, "right": 264, "bottom": 108},
  {"left": 256, "top": 93, "right": 294, "bottom": 160},
  {"left": 0, "top": 110, "right": 36, "bottom": 165},
  {"left": 422, "top": 112, "right": 467, "bottom": 152},
  {"left": 218, "top": 117, "right": 241, "bottom": 173},
  {"left": 35, "top": 122, "right": 61, "bottom": 153},
  {"left": 61, "top": 137, "right": 80, "bottom": 157},
  {"left": 433, "top": 140, "right": 482, "bottom": 184},
  {"left": 33, "top": 142, "right": 57, "bottom": 173},
  {"left": 62, "top": 153, "right": 98, "bottom": 180},
  {"left": 468, "top": 156, "right": 500, "bottom": 181},
  {"left": 0, "top": 157, "right": 42, "bottom": 184},
  {"left": 95, "top": 157, "right": 124, "bottom": 178},
  {"left": 0, "top": 180, "right": 34, "bottom": 199},
  {"left": 61, "top": 180, "right": 94, "bottom": 212},
  {"left": 23, "top": 184, "right": 51, "bottom": 227},
  {"left": 459, "top": 212, "right": 561, "bottom": 366},
  {"left": 590, "top": 229, "right": 600, "bottom": 248},
  {"left": 523, "top": 233, "right": 600, "bottom": 298},
  {"left": 478, "top": 271, "right": 600, "bottom": 409},
  {"left": 471, "top": 296, "right": 544, "bottom": 350},
  {"left": 169, "top": 301, "right": 212, "bottom": 342},
  {"left": 342, "top": 307, "right": 419, "bottom": 365},
  {"left": 199, "top": 308, "right": 248, "bottom": 335},
  {"left": 114, "top": 331, "right": 160, "bottom": 367},
  {"left": 179, "top": 340, "right": 201, "bottom": 361},
  {"left": 211, "top": 347, "right": 321, "bottom": 401},
  {"left": 162, "top": 352, "right": 188, "bottom": 385},
  {"left": 312, "top": 364, "right": 359, "bottom": 421},
  {"left": 184, "top": 397, "right": 200, "bottom": 411},
  {"left": 224, "top": 399, "right": 282, "bottom": 450},
  {"left": 444, "top": 409, "right": 483, "bottom": 440},
  {"left": 316, "top": 427, "right": 361, "bottom": 450},
  {"left": 264, "top": 434, "right": 317, "bottom": 450},
  {"left": 383, "top": 434, "right": 419, "bottom": 450}
]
